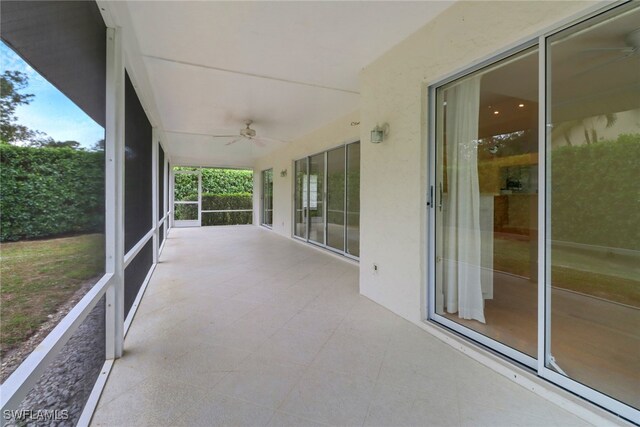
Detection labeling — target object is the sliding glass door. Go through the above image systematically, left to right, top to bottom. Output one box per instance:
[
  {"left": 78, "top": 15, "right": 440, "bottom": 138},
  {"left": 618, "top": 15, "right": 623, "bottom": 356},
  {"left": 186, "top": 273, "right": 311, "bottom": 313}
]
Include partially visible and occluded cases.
[
  {"left": 429, "top": 2, "right": 639, "bottom": 421},
  {"left": 545, "top": 4, "right": 640, "bottom": 414},
  {"left": 433, "top": 46, "right": 539, "bottom": 363},
  {"left": 294, "top": 142, "right": 360, "bottom": 258},
  {"left": 346, "top": 142, "right": 360, "bottom": 257},
  {"left": 327, "top": 147, "right": 346, "bottom": 251},
  {"left": 308, "top": 153, "right": 325, "bottom": 245},
  {"left": 294, "top": 159, "right": 307, "bottom": 239},
  {"left": 261, "top": 168, "right": 273, "bottom": 227}
]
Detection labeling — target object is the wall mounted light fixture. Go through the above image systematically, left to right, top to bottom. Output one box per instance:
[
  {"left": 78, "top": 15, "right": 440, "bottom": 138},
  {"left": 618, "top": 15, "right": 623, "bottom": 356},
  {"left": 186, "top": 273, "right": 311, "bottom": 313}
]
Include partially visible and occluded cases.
[
  {"left": 371, "top": 123, "right": 389, "bottom": 144},
  {"left": 280, "top": 169, "right": 287, "bottom": 177}
]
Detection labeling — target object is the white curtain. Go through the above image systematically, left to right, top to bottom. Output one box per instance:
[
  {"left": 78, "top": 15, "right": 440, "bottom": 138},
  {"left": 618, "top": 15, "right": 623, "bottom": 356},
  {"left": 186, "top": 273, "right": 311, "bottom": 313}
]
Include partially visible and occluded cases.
[{"left": 443, "top": 75, "right": 489, "bottom": 324}]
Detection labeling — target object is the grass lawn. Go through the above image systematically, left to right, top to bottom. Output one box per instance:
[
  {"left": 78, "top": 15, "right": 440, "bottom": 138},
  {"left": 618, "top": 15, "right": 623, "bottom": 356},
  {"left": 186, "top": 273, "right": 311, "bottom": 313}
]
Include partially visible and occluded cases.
[
  {"left": 0, "top": 234, "right": 104, "bottom": 353},
  {"left": 494, "top": 237, "right": 640, "bottom": 307}
]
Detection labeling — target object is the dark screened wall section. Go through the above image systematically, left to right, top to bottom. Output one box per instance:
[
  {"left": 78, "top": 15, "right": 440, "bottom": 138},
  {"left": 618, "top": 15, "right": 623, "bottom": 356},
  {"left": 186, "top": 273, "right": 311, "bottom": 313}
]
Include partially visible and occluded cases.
[
  {"left": 0, "top": 1, "right": 106, "bottom": 127},
  {"left": 124, "top": 72, "right": 152, "bottom": 253},
  {"left": 158, "top": 144, "right": 165, "bottom": 246},
  {"left": 158, "top": 144, "right": 165, "bottom": 219},
  {"left": 124, "top": 239, "right": 153, "bottom": 317}
]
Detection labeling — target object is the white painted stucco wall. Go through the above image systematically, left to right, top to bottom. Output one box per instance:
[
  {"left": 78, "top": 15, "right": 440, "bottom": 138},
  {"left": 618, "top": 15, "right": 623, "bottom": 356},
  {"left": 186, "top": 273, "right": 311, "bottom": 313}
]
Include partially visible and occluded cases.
[
  {"left": 357, "top": 1, "right": 597, "bottom": 323},
  {"left": 253, "top": 111, "right": 360, "bottom": 237}
]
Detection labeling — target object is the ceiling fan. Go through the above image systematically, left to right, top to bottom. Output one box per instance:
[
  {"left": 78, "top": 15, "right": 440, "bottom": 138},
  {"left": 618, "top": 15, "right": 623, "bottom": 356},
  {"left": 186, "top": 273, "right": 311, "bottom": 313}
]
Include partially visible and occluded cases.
[
  {"left": 576, "top": 28, "right": 640, "bottom": 76},
  {"left": 210, "top": 120, "right": 287, "bottom": 147}
]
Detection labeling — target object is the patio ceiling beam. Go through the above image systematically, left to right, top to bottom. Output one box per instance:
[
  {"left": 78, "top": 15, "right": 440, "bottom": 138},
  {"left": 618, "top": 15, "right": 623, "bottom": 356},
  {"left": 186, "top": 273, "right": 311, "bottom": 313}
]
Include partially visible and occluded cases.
[{"left": 142, "top": 54, "right": 360, "bottom": 95}]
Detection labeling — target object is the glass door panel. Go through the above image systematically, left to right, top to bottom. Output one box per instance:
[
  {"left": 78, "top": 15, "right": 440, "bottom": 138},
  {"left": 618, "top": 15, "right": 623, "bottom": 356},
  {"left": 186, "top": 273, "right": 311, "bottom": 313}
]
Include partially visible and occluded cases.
[
  {"left": 547, "top": 5, "right": 640, "bottom": 409},
  {"left": 434, "top": 47, "right": 539, "bottom": 359},
  {"left": 346, "top": 142, "right": 360, "bottom": 257},
  {"left": 327, "top": 147, "right": 346, "bottom": 251},
  {"left": 308, "top": 153, "right": 325, "bottom": 245},
  {"left": 294, "top": 159, "right": 307, "bottom": 239},
  {"left": 262, "top": 169, "right": 273, "bottom": 227},
  {"left": 174, "top": 171, "right": 201, "bottom": 227}
]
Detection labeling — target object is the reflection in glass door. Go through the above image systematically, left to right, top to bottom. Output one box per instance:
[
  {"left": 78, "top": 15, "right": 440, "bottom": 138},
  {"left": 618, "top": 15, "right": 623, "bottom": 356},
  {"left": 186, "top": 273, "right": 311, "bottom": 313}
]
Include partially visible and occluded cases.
[
  {"left": 546, "top": 4, "right": 640, "bottom": 413},
  {"left": 433, "top": 46, "right": 539, "bottom": 363},
  {"left": 346, "top": 142, "right": 360, "bottom": 257},
  {"left": 327, "top": 147, "right": 345, "bottom": 251},
  {"left": 308, "top": 153, "right": 325, "bottom": 245},
  {"left": 294, "top": 159, "right": 307, "bottom": 239},
  {"left": 261, "top": 168, "right": 273, "bottom": 227}
]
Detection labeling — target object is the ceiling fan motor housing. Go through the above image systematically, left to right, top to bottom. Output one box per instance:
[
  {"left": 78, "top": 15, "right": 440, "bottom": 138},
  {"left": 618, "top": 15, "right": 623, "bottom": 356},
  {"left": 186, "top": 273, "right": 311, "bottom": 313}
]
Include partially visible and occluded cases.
[{"left": 241, "top": 127, "right": 256, "bottom": 138}]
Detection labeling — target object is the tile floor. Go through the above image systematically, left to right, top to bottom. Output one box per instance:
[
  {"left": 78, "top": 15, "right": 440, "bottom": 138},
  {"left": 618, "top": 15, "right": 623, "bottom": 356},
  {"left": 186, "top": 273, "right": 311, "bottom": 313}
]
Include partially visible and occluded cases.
[{"left": 91, "top": 226, "right": 592, "bottom": 427}]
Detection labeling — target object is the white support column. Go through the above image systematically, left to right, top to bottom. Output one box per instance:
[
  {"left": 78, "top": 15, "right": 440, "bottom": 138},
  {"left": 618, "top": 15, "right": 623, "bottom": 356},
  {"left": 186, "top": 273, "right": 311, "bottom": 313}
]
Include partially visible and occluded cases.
[
  {"left": 105, "top": 26, "right": 125, "bottom": 360},
  {"left": 152, "top": 128, "right": 159, "bottom": 264}
]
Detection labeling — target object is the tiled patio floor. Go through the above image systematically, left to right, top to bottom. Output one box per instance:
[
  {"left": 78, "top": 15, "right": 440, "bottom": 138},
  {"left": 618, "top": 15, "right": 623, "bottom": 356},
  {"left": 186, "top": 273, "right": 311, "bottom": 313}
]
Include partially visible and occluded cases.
[{"left": 91, "top": 226, "right": 591, "bottom": 427}]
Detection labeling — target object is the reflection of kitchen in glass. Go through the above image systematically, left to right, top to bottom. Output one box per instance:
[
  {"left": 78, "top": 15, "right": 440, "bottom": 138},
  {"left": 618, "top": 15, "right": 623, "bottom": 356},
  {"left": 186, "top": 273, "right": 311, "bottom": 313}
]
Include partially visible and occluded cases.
[{"left": 435, "top": 46, "right": 539, "bottom": 358}]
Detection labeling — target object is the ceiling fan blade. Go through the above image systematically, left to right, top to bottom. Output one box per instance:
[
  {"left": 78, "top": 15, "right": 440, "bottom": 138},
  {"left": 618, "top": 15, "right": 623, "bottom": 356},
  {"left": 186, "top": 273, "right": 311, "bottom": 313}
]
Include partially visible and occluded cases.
[
  {"left": 581, "top": 47, "right": 635, "bottom": 53},
  {"left": 573, "top": 52, "right": 635, "bottom": 78},
  {"left": 164, "top": 130, "right": 240, "bottom": 138},
  {"left": 165, "top": 130, "right": 214, "bottom": 137},
  {"left": 253, "top": 136, "right": 288, "bottom": 144},
  {"left": 225, "top": 138, "right": 243, "bottom": 146},
  {"left": 250, "top": 138, "right": 267, "bottom": 148}
]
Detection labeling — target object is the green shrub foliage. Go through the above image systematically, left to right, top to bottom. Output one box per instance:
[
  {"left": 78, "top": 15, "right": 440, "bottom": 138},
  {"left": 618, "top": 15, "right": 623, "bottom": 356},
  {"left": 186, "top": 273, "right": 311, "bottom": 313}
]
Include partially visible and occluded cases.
[
  {"left": 550, "top": 133, "right": 639, "bottom": 251},
  {"left": 1, "top": 145, "right": 104, "bottom": 241},
  {"left": 174, "top": 167, "right": 252, "bottom": 200},
  {"left": 173, "top": 168, "right": 253, "bottom": 226},
  {"left": 173, "top": 193, "right": 252, "bottom": 225},
  {"left": 201, "top": 193, "right": 252, "bottom": 226}
]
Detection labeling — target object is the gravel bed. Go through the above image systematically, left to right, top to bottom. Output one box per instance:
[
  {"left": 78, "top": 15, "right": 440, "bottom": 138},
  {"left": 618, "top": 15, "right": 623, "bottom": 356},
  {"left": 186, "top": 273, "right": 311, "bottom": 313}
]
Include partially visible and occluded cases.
[
  {"left": 1, "top": 279, "right": 98, "bottom": 382},
  {"left": 4, "top": 297, "right": 105, "bottom": 427}
]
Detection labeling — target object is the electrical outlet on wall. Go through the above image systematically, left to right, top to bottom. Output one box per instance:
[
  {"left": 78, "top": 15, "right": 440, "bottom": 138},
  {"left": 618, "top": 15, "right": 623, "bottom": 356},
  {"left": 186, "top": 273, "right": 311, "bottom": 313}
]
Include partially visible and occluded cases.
[{"left": 373, "top": 263, "right": 379, "bottom": 274}]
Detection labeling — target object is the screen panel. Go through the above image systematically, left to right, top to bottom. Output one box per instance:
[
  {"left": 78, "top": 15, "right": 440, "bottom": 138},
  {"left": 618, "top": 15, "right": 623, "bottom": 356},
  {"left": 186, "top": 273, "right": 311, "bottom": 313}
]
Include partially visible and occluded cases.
[
  {"left": 124, "top": 72, "right": 152, "bottom": 253},
  {"left": 158, "top": 143, "right": 165, "bottom": 222},
  {"left": 124, "top": 239, "right": 153, "bottom": 317}
]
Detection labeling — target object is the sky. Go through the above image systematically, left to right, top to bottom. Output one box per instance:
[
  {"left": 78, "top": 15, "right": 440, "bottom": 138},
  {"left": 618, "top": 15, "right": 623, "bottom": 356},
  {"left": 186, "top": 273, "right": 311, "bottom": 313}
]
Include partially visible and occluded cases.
[{"left": 0, "top": 41, "right": 104, "bottom": 149}]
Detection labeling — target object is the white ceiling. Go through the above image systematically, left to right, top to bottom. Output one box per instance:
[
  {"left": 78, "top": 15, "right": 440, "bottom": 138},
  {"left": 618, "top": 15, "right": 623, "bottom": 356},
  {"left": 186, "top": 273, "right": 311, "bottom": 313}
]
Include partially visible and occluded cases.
[{"left": 103, "top": 1, "right": 454, "bottom": 167}]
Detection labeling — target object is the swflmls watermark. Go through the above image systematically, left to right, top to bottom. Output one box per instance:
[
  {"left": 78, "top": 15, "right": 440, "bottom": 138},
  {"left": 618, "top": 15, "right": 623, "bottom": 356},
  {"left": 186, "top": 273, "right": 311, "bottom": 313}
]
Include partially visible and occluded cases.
[{"left": 3, "top": 409, "right": 69, "bottom": 422}]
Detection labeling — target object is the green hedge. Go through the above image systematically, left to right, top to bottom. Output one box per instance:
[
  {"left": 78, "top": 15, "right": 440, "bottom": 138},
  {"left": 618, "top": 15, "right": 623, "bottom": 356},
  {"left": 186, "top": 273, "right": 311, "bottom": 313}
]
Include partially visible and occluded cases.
[
  {"left": 551, "top": 133, "right": 639, "bottom": 250},
  {"left": 0, "top": 145, "right": 104, "bottom": 242},
  {"left": 174, "top": 167, "right": 252, "bottom": 201},
  {"left": 201, "top": 193, "right": 252, "bottom": 226}
]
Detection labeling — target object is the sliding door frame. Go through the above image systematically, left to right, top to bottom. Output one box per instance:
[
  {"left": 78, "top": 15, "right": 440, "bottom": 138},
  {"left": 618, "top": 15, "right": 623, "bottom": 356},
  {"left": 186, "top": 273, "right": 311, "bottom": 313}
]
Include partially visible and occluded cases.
[
  {"left": 426, "top": 1, "right": 638, "bottom": 422},
  {"left": 427, "top": 37, "right": 538, "bottom": 370}
]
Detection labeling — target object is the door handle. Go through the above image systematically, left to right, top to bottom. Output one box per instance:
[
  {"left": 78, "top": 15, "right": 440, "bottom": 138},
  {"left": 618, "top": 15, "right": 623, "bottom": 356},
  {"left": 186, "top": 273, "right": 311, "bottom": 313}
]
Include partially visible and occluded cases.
[{"left": 439, "top": 183, "right": 443, "bottom": 211}]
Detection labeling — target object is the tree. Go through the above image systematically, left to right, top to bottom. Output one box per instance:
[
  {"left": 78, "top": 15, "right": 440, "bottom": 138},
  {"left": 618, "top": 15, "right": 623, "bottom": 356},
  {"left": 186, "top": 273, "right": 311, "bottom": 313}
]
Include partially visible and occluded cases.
[
  {"left": 0, "top": 70, "right": 36, "bottom": 144},
  {"left": 551, "top": 113, "right": 617, "bottom": 147},
  {"left": 29, "top": 138, "right": 83, "bottom": 150},
  {"left": 90, "top": 139, "right": 105, "bottom": 151}
]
